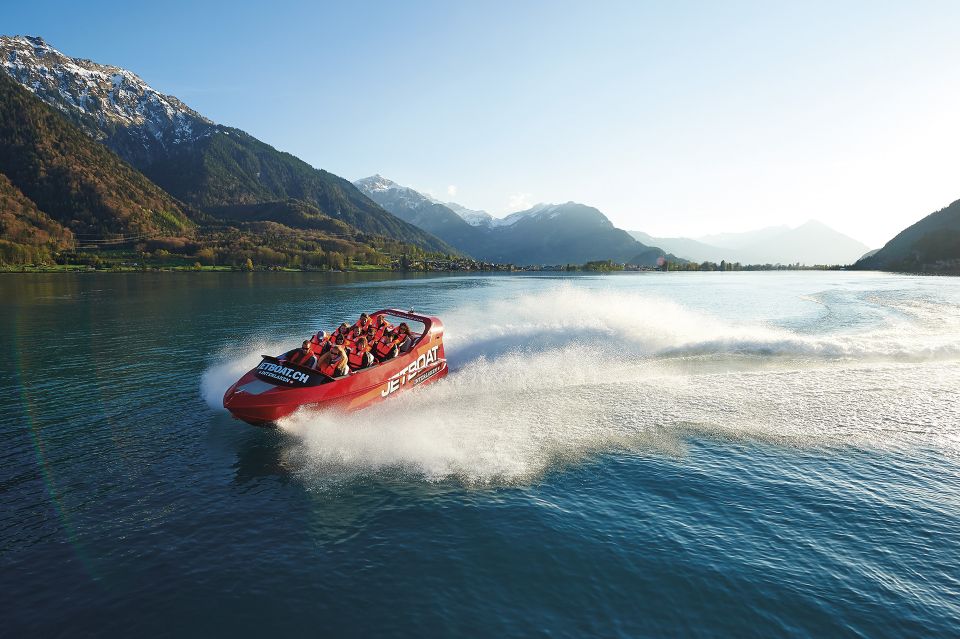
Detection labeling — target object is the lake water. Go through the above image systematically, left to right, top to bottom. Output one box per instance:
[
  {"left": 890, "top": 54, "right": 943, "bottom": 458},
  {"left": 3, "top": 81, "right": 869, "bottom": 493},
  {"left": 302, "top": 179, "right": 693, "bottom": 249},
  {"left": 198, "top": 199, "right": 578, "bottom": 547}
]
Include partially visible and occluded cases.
[{"left": 2, "top": 271, "right": 959, "bottom": 637}]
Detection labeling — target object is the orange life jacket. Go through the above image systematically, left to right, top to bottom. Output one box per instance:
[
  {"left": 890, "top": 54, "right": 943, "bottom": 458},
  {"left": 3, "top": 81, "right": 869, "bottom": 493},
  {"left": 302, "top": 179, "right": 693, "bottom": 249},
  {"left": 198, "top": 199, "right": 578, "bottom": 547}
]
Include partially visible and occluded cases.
[
  {"left": 372, "top": 325, "right": 389, "bottom": 342},
  {"left": 309, "top": 335, "right": 329, "bottom": 355},
  {"left": 375, "top": 335, "right": 400, "bottom": 359},
  {"left": 347, "top": 346, "right": 371, "bottom": 369},
  {"left": 288, "top": 349, "right": 315, "bottom": 367},
  {"left": 320, "top": 350, "right": 347, "bottom": 377}
]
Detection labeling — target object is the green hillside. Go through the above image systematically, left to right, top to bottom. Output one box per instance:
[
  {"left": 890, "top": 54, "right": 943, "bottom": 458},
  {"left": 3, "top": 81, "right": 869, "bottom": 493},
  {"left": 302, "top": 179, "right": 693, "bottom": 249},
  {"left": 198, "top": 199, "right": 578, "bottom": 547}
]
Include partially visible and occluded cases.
[
  {"left": 0, "top": 71, "right": 193, "bottom": 239},
  {"left": 137, "top": 127, "right": 454, "bottom": 253},
  {"left": 0, "top": 172, "right": 73, "bottom": 263}
]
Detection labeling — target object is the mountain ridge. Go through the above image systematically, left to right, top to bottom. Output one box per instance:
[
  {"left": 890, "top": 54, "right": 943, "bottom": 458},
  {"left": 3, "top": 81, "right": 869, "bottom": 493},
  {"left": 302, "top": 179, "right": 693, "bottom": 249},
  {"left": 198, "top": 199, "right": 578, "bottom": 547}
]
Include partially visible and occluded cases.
[
  {"left": 0, "top": 35, "right": 454, "bottom": 254},
  {"left": 355, "top": 175, "right": 680, "bottom": 266},
  {"left": 632, "top": 221, "right": 871, "bottom": 265}
]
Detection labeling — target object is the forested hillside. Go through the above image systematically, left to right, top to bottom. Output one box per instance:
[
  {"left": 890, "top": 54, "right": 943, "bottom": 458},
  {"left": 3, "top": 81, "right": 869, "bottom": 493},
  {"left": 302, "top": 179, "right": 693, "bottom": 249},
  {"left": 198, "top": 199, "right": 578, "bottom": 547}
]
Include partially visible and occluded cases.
[{"left": 0, "top": 71, "right": 193, "bottom": 240}]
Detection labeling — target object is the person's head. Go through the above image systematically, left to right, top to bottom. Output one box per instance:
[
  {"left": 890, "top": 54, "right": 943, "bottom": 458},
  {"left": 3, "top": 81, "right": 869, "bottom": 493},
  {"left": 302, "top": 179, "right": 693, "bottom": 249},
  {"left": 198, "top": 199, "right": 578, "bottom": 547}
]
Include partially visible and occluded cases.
[
  {"left": 359, "top": 312, "right": 369, "bottom": 323},
  {"left": 376, "top": 314, "right": 388, "bottom": 326},
  {"left": 339, "top": 322, "right": 349, "bottom": 333},
  {"left": 398, "top": 322, "right": 409, "bottom": 334},
  {"left": 316, "top": 330, "right": 327, "bottom": 341},
  {"left": 335, "top": 333, "right": 345, "bottom": 345},
  {"left": 356, "top": 337, "right": 368, "bottom": 350},
  {"left": 301, "top": 340, "right": 311, "bottom": 351},
  {"left": 330, "top": 346, "right": 344, "bottom": 361}
]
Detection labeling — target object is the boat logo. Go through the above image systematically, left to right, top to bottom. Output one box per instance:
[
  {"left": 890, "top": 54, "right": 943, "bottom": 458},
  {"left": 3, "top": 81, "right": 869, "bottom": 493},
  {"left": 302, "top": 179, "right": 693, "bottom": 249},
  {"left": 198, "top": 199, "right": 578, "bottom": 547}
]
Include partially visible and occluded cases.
[
  {"left": 381, "top": 345, "right": 441, "bottom": 397},
  {"left": 256, "top": 361, "right": 311, "bottom": 385}
]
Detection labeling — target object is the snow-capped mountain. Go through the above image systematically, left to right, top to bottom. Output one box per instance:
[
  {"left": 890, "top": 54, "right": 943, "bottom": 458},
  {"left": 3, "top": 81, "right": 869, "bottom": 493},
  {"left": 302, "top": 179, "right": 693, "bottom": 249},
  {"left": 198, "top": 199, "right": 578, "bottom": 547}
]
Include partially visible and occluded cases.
[
  {"left": 0, "top": 35, "right": 214, "bottom": 165},
  {"left": 354, "top": 175, "right": 481, "bottom": 248},
  {"left": 445, "top": 201, "right": 496, "bottom": 227}
]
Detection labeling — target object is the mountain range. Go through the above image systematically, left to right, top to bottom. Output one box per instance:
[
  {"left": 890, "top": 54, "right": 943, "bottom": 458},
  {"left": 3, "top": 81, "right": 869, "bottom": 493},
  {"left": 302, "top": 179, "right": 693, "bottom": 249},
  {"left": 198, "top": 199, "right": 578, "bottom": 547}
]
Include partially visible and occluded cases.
[
  {"left": 0, "top": 35, "right": 452, "bottom": 255},
  {"left": 354, "top": 175, "right": 679, "bottom": 266},
  {"left": 629, "top": 221, "right": 872, "bottom": 265}
]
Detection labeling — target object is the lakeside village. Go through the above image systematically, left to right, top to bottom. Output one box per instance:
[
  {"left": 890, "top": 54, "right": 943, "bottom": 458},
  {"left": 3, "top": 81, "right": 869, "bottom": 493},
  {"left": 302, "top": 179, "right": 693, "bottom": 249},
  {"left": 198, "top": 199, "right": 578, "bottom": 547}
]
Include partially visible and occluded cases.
[{"left": 1, "top": 249, "right": 846, "bottom": 273}]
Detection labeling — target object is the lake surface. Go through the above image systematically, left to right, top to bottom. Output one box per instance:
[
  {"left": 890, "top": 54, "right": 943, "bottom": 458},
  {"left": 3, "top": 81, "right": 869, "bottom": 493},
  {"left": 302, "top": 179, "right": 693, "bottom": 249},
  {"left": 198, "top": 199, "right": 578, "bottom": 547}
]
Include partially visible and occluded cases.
[{"left": 2, "top": 271, "right": 959, "bottom": 637}]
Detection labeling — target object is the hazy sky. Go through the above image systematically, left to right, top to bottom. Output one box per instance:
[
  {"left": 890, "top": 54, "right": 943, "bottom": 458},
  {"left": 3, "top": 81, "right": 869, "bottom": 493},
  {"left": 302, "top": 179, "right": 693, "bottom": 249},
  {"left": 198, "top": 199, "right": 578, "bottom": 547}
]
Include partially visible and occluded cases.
[{"left": 8, "top": 1, "right": 960, "bottom": 246}]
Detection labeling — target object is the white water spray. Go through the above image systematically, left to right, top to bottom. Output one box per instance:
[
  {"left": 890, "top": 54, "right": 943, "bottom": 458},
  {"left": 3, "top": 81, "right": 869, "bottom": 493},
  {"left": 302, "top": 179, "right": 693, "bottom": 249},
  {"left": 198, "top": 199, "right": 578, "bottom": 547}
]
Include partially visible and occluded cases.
[{"left": 203, "top": 284, "right": 960, "bottom": 485}]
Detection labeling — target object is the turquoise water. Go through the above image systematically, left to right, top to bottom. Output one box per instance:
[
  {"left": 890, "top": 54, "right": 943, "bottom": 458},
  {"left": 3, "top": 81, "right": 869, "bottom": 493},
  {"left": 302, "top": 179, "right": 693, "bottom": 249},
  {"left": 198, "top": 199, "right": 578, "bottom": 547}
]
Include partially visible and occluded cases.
[{"left": 2, "top": 271, "right": 959, "bottom": 637}]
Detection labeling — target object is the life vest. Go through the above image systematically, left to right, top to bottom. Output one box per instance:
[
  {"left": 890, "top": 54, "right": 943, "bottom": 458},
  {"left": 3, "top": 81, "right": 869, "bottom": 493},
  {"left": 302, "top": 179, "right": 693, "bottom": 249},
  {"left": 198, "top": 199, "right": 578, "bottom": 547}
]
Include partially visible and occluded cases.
[
  {"left": 353, "top": 317, "right": 372, "bottom": 334},
  {"left": 372, "top": 324, "right": 390, "bottom": 342},
  {"left": 309, "top": 335, "right": 329, "bottom": 355},
  {"left": 375, "top": 335, "right": 400, "bottom": 359},
  {"left": 347, "top": 346, "right": 371, "bottom": 369},
  {"left": 288, "top": 349, "right": 314, "bottom": 367},
  {"left": 320, "top": 350, "right": 347, "bottom": 377}
]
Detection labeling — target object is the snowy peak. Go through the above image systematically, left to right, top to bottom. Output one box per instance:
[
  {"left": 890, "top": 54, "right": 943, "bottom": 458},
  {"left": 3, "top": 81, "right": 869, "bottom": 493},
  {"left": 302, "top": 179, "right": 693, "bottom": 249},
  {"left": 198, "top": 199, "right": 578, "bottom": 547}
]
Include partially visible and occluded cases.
[
  {"left": 0, "top": 35, "right": 212, "bottom": 152},
  {"left": 354, "top": 174, "right": 402, "bottom": 193},
  {"left": 354, "top": 175, "right": 442, "bottom": 210},
  {"left": 445, "top": 201, "right": 495, "bottom": 227},
  {"left": 500, "top": 202, "right": 613, "bottom": 227}
]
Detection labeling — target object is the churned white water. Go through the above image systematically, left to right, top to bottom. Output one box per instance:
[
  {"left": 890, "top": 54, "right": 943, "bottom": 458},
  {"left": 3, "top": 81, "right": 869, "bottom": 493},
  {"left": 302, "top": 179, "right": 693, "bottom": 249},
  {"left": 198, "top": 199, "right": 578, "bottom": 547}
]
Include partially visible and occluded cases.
[{"left": 202, "top": 275, "right": 960, "bottom": 485}]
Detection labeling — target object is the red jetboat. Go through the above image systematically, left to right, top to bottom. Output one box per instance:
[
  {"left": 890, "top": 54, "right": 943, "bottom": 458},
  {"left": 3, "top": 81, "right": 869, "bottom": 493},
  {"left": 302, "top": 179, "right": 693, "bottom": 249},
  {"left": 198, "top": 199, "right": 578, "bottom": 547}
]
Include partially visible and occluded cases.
[{"left": 223, "top": 309, "right": 448, "bottom": 425}]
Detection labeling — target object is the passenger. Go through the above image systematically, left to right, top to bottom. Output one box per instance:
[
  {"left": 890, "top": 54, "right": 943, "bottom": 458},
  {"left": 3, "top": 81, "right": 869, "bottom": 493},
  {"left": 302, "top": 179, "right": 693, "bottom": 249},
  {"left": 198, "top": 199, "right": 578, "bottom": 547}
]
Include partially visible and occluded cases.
[
  {"left": 352, "top": 312, "right": 372, "bottom": 335},
  {"left": 372, "top": 314, "right": 392, "bottom": 341},
  {"left": 334, "top": 322, "right": 351, "bottom": 340},
  {"left": 396, "top": 322, "right": 414, "bottom": 353},
  {"left": 364, "top": 325, "right": 377, "bottom": 345},
  {"left": 374, "top": 328, "right": 401, "bottom": 361},
  {"left": 342, "top": 329, "right": 357, "bottom": 352},
  {"left": 310, "top": 330, "right": 330, "bottom": 355},
  {"left": 347, "top": 336, "right": 375, "bottom": 370},
  {"left": 285, "top": 340, "right": 318, "bottom": 369},
  {"left": 318, "top": 345, "right": 349, "bottom": 378}
]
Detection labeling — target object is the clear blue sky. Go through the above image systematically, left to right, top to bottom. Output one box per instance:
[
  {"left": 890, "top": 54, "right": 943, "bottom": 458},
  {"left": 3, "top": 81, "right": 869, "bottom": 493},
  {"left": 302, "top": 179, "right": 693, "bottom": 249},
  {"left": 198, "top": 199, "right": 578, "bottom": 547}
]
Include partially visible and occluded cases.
[{"left": 7, "top": 1, "right": 960, "bottom": 246}]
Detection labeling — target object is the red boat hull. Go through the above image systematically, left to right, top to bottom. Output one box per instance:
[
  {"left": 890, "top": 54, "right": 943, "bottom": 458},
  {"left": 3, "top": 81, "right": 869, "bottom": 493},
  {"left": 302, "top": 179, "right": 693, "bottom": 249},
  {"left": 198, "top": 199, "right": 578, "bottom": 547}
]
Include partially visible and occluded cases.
[{"left": 223, "top": 310, "right": 448, "bottom": 425}]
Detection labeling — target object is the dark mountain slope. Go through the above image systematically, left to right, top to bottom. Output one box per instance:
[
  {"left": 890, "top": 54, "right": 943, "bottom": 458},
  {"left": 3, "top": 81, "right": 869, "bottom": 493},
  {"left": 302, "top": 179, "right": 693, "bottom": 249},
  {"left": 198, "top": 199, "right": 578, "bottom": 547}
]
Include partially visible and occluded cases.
[
  {"left": 353, "top": 175, "right": 481, "bottom": 254},
  {"left": 855, "top": 199, "right": 960, "bottom": 273},
  {"left": 475, "top": 203, "right": 676, "bottom": 266}
]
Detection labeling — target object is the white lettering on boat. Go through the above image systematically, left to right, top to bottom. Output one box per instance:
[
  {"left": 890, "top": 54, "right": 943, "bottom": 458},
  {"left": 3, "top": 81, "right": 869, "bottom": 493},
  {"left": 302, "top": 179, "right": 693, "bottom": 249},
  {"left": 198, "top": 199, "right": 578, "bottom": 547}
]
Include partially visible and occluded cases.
[
  {"left": 381, "top": 346, "right": 441, "bottom": 397},
  {"left": 256, "top": 361, "right": 311, "bottom": 384}
]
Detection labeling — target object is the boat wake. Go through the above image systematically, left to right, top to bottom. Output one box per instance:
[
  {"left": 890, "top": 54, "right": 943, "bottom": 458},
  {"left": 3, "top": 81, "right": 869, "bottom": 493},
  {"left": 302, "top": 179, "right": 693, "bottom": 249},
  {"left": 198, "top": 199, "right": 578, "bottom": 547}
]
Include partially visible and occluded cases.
[{"left": 203, "top": 285, "right": 960, "bottom": 486}]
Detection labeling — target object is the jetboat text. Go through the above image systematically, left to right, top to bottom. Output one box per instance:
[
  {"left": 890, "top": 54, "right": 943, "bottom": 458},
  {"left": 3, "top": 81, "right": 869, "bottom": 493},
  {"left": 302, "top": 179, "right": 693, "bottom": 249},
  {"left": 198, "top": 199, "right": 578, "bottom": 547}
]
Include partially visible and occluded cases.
[{"left": 381, "top": 346, "right": 441, "bottom": 397}]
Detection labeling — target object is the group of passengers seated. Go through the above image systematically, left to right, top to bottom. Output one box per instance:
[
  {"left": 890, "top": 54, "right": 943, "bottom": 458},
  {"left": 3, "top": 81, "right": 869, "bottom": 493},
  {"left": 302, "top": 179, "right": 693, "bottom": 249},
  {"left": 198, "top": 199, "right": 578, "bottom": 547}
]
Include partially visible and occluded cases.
[{"left": 280, "top": 312, "right": 415, "bottom": 378}]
